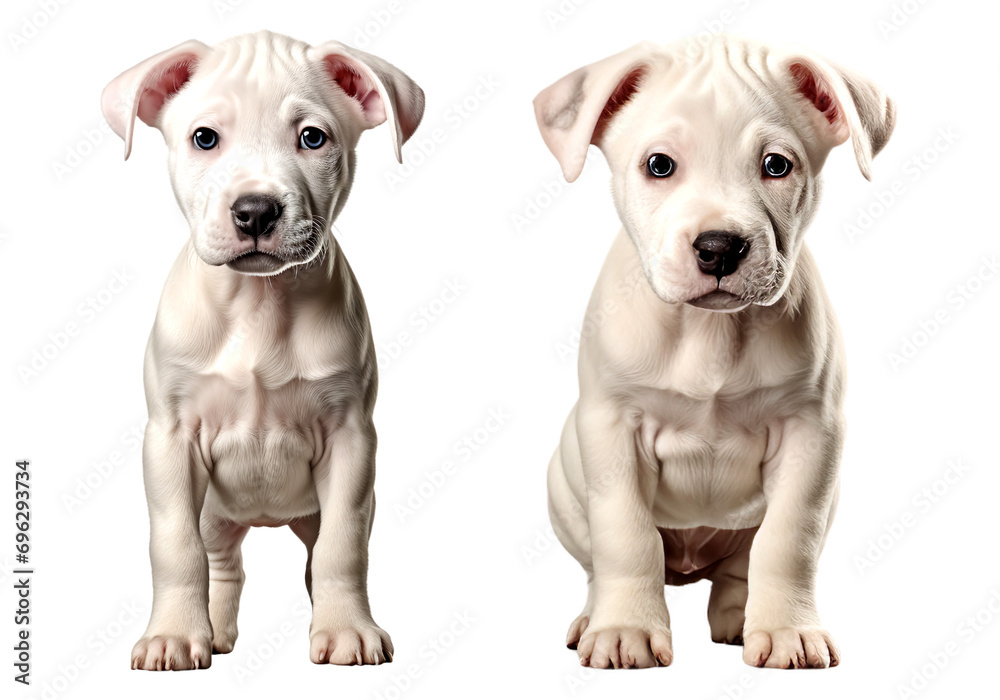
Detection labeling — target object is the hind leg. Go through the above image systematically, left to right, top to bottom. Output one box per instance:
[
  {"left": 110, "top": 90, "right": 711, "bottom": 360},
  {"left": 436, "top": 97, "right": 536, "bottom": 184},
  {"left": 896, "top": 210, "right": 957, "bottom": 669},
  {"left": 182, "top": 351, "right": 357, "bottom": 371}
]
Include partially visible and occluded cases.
[
  {"left": 548, "top": 413, "right": 596, "bottom": 650},
  {"left": 549, "top": 448, "right": 595, "bottom": 649},
  {"left": 289, "top": 512, "right": 321, "bottom": 599},
  {"left": 202, "top": 515, "right": 249, "bottom": 654},
  {"left": 706, "top": 529, "right": 755, "bottom": 645},
  {"left": 708, "top": 561, "right": 749, "bottom": 645}
]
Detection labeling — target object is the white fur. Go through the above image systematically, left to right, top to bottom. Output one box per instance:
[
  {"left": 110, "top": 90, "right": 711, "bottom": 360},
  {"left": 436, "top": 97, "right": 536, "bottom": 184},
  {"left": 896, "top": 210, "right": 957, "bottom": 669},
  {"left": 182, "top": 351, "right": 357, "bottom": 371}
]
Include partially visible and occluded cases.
[
  {"left": 102, "top": 30, "right": 424, "bottom": 670},
  {"left": 534, "top": 35, "right": 894, "bottom": 669}
]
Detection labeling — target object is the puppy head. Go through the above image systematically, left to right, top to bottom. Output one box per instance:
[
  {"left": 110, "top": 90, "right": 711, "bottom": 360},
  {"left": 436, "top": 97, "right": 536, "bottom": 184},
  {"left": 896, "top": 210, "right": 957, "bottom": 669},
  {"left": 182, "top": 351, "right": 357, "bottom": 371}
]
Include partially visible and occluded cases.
[
  {"left": 102, "top": 31, "right": 424, "bottom": 276},
  {"left": 534, "top": 36, "right": 895, "bottom": 311}
]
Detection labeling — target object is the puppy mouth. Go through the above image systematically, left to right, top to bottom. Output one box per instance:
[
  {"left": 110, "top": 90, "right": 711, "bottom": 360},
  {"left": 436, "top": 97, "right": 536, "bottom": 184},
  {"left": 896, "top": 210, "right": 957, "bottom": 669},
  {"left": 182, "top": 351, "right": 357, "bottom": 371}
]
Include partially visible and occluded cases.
[
  {"left": 226, "top": 250, "right": 288, "bottom": 275},
  {"left": 685, "top": 290, "right": 750, "bottom": 312}
]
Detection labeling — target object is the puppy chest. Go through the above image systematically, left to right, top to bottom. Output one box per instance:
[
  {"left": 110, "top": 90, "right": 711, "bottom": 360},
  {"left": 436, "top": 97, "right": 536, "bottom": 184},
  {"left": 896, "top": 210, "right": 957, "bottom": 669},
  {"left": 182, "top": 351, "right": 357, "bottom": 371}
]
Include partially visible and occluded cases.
[
  {"left": 181, "top": 375, "right": 334, "bottom": 515},
  {"left": 646, "top": 415, "right": 769, "bottom": 528},
  {"left": 209, "top": 418, "right": 317, "bottom": 470},
  {"left": 208, "top": 424, "right": 318, "bottom": 516}
]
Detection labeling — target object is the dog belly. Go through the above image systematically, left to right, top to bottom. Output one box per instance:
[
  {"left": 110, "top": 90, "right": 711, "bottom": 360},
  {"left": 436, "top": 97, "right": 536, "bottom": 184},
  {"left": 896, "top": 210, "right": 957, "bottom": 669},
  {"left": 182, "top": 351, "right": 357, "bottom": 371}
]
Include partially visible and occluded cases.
[
  {"left": 204, "top": 423, "right": 320, "bottom": 524},
  {"left": 649, "top": 423, "right": 768, "bottom": 530},
  {"left": 658, "top": 526, "right": 757, "bottom": 583}
]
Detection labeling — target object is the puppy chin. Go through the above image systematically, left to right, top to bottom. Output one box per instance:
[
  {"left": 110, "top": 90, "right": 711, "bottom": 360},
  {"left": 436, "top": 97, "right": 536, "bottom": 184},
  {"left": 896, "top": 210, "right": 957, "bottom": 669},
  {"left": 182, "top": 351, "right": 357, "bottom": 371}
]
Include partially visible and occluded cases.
[
  {"left": 191, "top": 225, "right": 325, "bottom": 277},
  {"left": 226, "top": 251, "right": 291, "bottom": 276},
  {"left": 646, "top": 271, "right": 750, "bottom": 311},
  {"left": 685, "top": 291, "right": 751, "bottom": 313}
]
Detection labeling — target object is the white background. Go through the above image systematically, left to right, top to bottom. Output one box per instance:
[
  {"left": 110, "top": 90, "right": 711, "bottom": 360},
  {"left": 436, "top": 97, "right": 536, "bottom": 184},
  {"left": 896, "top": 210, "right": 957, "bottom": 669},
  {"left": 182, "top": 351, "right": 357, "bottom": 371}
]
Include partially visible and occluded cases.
[{"left": 2, "top": 0, "right": 998, "bottom": 698}]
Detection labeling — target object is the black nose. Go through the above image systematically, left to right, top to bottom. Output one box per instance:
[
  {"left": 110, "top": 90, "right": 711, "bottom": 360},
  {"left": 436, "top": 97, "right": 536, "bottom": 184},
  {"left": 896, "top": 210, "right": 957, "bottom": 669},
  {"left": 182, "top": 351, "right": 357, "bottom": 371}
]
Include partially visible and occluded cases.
[
  {"left": 231, "top": 194, "right": 283, "bottom": 242},
  {"left": 692, "top": 231, "right": 750, "bottom": 279}
]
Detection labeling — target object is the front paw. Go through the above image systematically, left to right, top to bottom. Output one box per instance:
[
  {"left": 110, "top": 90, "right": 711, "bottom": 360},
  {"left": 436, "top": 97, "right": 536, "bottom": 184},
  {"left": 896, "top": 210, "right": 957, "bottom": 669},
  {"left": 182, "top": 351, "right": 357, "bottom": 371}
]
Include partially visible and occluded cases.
[
  {"left": 310, "top": 622, "right": 393, "bottom": 665},
  {"left": 577, "top": 625, "right": 673, "bottom": 669},
  {"left": 742, "top": 626, "right": 839, "bottom": 669},
  {"left": 131, "top": 633, "right": 213, "bottom": 671}
]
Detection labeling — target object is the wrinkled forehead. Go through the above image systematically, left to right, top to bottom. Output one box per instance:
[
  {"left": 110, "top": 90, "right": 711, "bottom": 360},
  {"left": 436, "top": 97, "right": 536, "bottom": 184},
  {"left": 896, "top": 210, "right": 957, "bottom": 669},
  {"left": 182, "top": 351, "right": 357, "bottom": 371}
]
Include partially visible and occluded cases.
[
  {"left": 164, "top": 34, "right": 336, "bottom": 129},
  {"left": 626, "top": 41, "right": 797, "bottom": 151}
]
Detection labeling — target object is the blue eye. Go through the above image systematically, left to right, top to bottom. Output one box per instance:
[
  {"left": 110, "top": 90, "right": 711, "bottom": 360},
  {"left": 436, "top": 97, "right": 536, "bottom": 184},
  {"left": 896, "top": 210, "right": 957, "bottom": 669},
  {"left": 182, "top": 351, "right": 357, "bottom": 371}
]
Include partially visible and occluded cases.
[
  {"left": 193, "top": 127, "right": 218, "bottom": 150},
  {"left": 299, "top": 127, "right": 327, "bottom": 150},
  {"left": 646, "top": 153, "right": 676, "bottom": 178},
  {"left": 762, "top": 153, "right": 792, "bottom": 178}
]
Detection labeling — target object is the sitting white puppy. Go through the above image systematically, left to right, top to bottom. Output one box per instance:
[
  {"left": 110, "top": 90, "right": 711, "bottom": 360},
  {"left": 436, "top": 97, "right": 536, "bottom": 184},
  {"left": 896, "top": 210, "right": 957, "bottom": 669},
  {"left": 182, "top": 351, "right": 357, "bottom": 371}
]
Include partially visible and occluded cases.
[
  {"left": 102, "top": 30, "right": 423, "bottom": 670},
  {"left": 534, "top": 35, "right": 893, "bottom": 669}
]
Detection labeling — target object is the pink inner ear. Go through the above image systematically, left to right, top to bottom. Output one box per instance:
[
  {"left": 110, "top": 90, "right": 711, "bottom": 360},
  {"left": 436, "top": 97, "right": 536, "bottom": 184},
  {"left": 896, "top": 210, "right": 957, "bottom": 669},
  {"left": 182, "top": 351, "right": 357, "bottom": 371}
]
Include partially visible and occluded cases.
[
  {"left": 323, "top": 56, "right": 384, "bottom": 124},
  {"left": 136, "top": 61, "right": 194, "bottom": 127},
  {"left": 790, "top": 63, "right": 840, "bottom": 126},
  {"left": 593, "top": 67, "right": 646, "bottom": 144}
]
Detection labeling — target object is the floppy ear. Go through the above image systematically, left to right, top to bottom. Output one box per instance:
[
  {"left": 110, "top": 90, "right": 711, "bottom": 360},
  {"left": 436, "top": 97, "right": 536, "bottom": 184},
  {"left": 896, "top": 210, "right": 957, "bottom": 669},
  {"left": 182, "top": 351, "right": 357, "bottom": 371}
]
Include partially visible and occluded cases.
[
  {"left": 101, "top": 40, "right": 210, "bottom": 161},
  {"left": 310, "top": 41, "right": 425, "bottom": 163},
  {"left": 533, "top": 43, "right": 658, "bottom": 183},
  {"left": 772, "top": 48, "right": 896, "bottom": 181}
]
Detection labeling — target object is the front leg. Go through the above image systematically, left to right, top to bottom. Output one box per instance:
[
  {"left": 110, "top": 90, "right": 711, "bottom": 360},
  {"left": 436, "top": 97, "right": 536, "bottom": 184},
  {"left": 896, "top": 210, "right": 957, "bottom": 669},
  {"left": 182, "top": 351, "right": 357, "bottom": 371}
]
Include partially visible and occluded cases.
[
  {"left": 576, "top": 400, "right": 672, "bottom": 669},
  {"left": 308, "top": 409, "right": 392, "bottom": 665},
  {"left": 743, "top": 413, "right": 842, "bottom": 669},
  {"left": 132, "top": 420, "right": 213, "bottom": 671}
]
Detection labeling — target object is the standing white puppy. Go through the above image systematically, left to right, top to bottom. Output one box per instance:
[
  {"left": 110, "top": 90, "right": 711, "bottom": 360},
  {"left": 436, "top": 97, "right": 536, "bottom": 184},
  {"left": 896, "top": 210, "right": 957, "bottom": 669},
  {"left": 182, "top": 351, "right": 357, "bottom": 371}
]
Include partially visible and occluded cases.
[
  {"left": 102, "top": 30, "right": 423, "bottom": 671},
  {"left": 534, "top": 35, "right": 894, "bottom": 669}
]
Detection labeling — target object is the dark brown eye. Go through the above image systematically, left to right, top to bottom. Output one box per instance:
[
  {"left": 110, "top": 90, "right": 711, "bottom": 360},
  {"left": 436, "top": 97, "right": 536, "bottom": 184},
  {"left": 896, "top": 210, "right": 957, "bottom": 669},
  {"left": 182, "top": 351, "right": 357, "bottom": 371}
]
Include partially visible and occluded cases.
[
  {"left": 646, "top": 153, "right": 676, "bottom": 178},
  {"left": 762, "top": 153, "right": 792, "bottom": 178}
]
